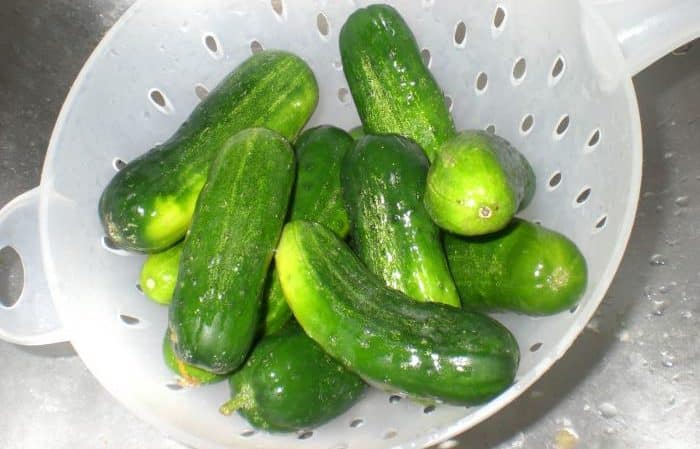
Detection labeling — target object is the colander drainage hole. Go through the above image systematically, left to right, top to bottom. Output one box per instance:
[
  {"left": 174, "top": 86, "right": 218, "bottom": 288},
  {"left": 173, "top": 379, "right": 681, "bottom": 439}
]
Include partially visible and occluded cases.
[
  {"left": 270, "top": 0, "right": 283, "bottom": 17},
  {"left": 492, "top": 6, "right": 506, "bottom": 33},
  {"left": 316, "top": 13, "right": 329, "bottom": 38},
  {"left": 454, "top": 21, "right": 467, "bottom": 47},
  {"left": 203, "top": 34, "right": 223, "bottom": 58},
  {"left": 250, "top": 40, "right": 264, "bottom": 54},
  {"left": 420, "top": 48, "right": 431, "bottom": 68},
  {"left": 550, "top": 55, "right": 566, "bottom": 84},
  {"left": 512, "top": 57, "right": 526, "bottom": 83},
  {"left": 475, "top": 72, "right": 488, "bottom": 93},
  {"left": 195, "top": 84, "right": 209, "bottom": 101},
  {"left": 337, "top": 87, "right": 350, "bottom": 104},
  {"left": 148, "top": 89, "right": 173, "bottom": 115},
  {"left": 444, "top": 95, "right": 453, "bottom": 112},
  {"left": 520, "top": 114, "right": 534, "bottom": 134},
  {"left": 554, "top": 114, "right": 570, "bottom": 138},
  {"left": 485, "top": 124, "right": 496, "bottom": 134},
  {"left": 586, "top": 129, "right": 601, "bottom": 150},
  {"left": 112, "top": 158, "right": 127, "bottom": 171},
  {"left": 548, "top": 171, "right": 562, "bottom": 190},
  {"left": 575, "top": 187, "right": 591, "bottom": 206},
  {"left": 594, "top": 214, "right": 608, "bottom": 231},
  {"left": 0, "top": 246, "right": 22, "bottom": 308},
  {"left": 135, "top": 283, "right": 143, "bottom": 294},
  {"left": 570, "top": 304, "right": 579, "bottom": 313},
  {"left": 119, "top": 314, "right": 141, "bottom": 326},
  {"left": 530, "top": 342, "right": 543, "bottom": 352},
  {"left": 165, "top": 382, "right": 184, "bottom": 391},
  {"left": 389, "top": 394, "right": 402, "bottom": 404},
  {"left": 423, "top": 404, "right": 436, "bottom": 414},
  {"left": 349, "top": 418, "right": 364, "bottom": 428},
  {"left": 240, "top": 429, "right": 256, "bottom": 437},
  {"left": 382, "top": 429, "right": 398, "bottom": 440},
  {"left": 298, "top": 430, "right": 314, "bottom": 440}
]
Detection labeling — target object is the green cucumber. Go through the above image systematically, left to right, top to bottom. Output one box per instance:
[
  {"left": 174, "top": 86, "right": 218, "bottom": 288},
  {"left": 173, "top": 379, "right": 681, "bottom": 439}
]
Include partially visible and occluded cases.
[
  {"left": 339, "top": 4, "right": 455, "bottom": 162},
  {"left": 99, "top": 50, "right": 317, "bottom": 252},
  {"left": 262, "top": 125, "right": 355, "bottom": 334},
  {"left": 348, "top": 126, "right": 365, "bottom": 140},
  {"left": 169, "top": 128, "right": 295, "bottom": 374},
  {"left": 425, "top": 130, "right": 535, "bottom": 236},
  {"left": 342, "top": 134, "right": 460, "bottom": 307},
  {"left": 445, "top": 218, "right": 587, "bottom": 315},
  {"left": 276, "top": 221, "right": 519, "bottom": 405},
  {"left": 138, "top": 241, "right": 291, "bottom": 336},
  {"left": 140, "top": 243, "right": 182, "bottom": 305},
  {"left": 220, "top": 323, "right": 366, "bottom": 432},
  {"left": 162, "top": 330, "right": 224, "bottom": 387}
]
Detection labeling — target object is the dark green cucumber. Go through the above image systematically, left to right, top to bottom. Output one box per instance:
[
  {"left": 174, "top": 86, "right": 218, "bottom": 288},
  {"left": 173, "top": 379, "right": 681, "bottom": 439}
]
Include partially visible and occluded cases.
[
  {"left": 339, "top": 4, "right": 455, "bottom": 162},
  {"left": 99, "top": 50, "right": 317, "bottom": 252},
  {"left": 262, "top": 125, "right": 355, "bottom": 334},
  {"left": 291, "top": 125, "right": 354, "bottom": 236},
  {"left": 169, "top": 128, "right": 295, "bottom": 374},
  {"left": 425, "top": 130, "right": 535, "bottom": 236},
  {"left": 341, "top": 134, "right": 460, "bottom": 307},
  {"left": 445, "top": 218, "right": 588, "bottom": 315},
  {"left": 276, "top": 221, "right": 519, "bottom": 405},
  {"left": 139, "top": 241, "right": 291, "bottom": 336},
  {"left": 140, "top": 243, "right": 182, "bottom": 305},
  {"left": 220, "top": 323, "right": 366, "bottom": 432},
  {"left": 162, "top": 330, "right": 225, "bottom": 387}
]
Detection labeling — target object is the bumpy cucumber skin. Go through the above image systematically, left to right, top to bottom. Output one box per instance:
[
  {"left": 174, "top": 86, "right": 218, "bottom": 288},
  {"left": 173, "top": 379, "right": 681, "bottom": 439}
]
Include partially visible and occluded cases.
[
  {"left": 339, "top": 4, "right": 455, "bottom": 162},
  {"left": 99, "top": 50, "right": 318, "bottom": 252},
  {"left": 262, "top": 125, "right": 356, "bottom": 334},
  {"left": 169, "top": 128, "right": 295, "bottom": 374},
  {"left": 425, "top": 130, "right": 535, "bottom": 236},
  {"left": 341, "top": 134, "right": 460, "bottom": 307},
  {"left": 445, "top": 218, "right": 588, "bottom": 315},
  {"left": 276, "top": 221, "right": 519, "bottom": 405},
  {"left": 140, "top": 243, "right": 183, "bottom": 305},
  {"left": 224, "top": 323, "right": 366, "bottom": 432},
  {"left": 162, "top": 331, "right": 225, "bottom": 387}
]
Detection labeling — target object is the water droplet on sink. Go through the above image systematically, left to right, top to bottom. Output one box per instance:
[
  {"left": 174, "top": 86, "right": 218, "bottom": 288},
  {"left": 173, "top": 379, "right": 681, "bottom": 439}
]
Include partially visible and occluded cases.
[
  {"left": 675, "top": 195, "right": 690, "bottom": 207},
  {"left": 649, "top": 254, "right": 667, "bottom": 266},
  {"left": 652, "top": 300, "right": 667, "bottom": 316},
  {"left": 680, "top": 310, "right": 692, "bottom": 319},
  {"left": 661, "top": 351, "right": 675, "bottom": 367},
  {"left": 598, "top": 402, "right": 618, "bottom": 418},
  {"left": 604, "top": 426, "right": 615, "bottom": 435}
]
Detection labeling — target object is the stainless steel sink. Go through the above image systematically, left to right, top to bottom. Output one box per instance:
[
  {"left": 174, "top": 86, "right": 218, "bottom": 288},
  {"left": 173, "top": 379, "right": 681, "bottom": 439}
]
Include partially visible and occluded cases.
[{"left": 1, "top": 1, "right": 698, "bottom": 448}]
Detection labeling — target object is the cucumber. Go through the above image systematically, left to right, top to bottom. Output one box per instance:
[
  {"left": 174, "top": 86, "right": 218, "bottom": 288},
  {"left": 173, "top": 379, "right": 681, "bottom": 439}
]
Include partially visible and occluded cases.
[
  {"left": 339, "top": 4, "right": 455, "bottom": 162},
  {"left": 99, "top": 50, "right": 317, "bottom": 252},
  {"left": 262, "top": 125, "right": 355, "bottom": 334},
  {"left": 348, "top": 126, "right": 365, "bottom": 140},
  {"left": 169, "top": 128, "right": 295, "bottom": 374},
  {"left": 425, "top": 130, "right": 535, "bottom": 236},
  {"left": 341, "top": 134, "right": 460, "bottom": 307},
  {"left": 445, "top": 218, "right": 588, "bottom": 315},
  {"left": 276, "top": 221, "right": 519, "bottom": 405},
  {"left": 139, "top": 241, "right": 291, "bottom": 336},
  {"left": 140, "top": 243, "right": 182, "bottom": 305},
  {"left": 220, "top": 323, "right": 366, "bottom": 432},
  {"left": 162, "top": 330, "right": 225, "bottom": 387}
]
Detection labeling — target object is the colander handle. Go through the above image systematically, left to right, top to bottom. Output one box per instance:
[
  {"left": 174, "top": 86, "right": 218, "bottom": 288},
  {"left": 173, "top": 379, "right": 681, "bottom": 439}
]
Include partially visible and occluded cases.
[
  {"left": 583, "top": 0, "right": 700, "bottom": 76},
  {"left": 0, "top": 187, "right": 68, "bottom": 346}
]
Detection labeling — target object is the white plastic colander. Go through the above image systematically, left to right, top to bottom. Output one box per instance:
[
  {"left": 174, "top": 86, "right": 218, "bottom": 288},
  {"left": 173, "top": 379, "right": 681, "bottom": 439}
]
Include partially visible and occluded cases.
[{"left": 1, "top": 1, "right": 698, "bottom": 448}]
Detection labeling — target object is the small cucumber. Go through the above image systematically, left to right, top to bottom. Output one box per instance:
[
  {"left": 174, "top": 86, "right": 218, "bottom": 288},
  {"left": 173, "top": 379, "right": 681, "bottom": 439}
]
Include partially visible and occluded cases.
[
  {"left": 339, "top": 4, "right": 455, "bottom": 161},
  {"left": 99, "top": 50, "right": 317, "bottom": 252},
  {"left": 169, "top": 128, "right": 295, "bottom": 374},
  {"left": 425, "top": 130, "right": 535, "bottom": 236},
  {"left": 341, "top": 134, "right": 460, "bottom": 307},
  {"left": 445, "top": 218, "right": 588, "bottom": 315},
  {"left": 276, "top": 221, "right": 519, "bottom": 405},
  {"left": 139, "top": 243, "right": 182, "bottom": 305},
  {"left": 220, "top": 323, "right": 366, "bottom": 432},
  {"left": 162, "top": 330, "right": 225, "bottom": 387}
]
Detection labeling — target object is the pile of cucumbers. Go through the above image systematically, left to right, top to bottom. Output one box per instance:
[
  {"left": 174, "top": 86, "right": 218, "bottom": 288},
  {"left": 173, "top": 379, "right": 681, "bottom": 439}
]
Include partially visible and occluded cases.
[{"left": 99, "top": 4, "right": 587, "bottom": 433}]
